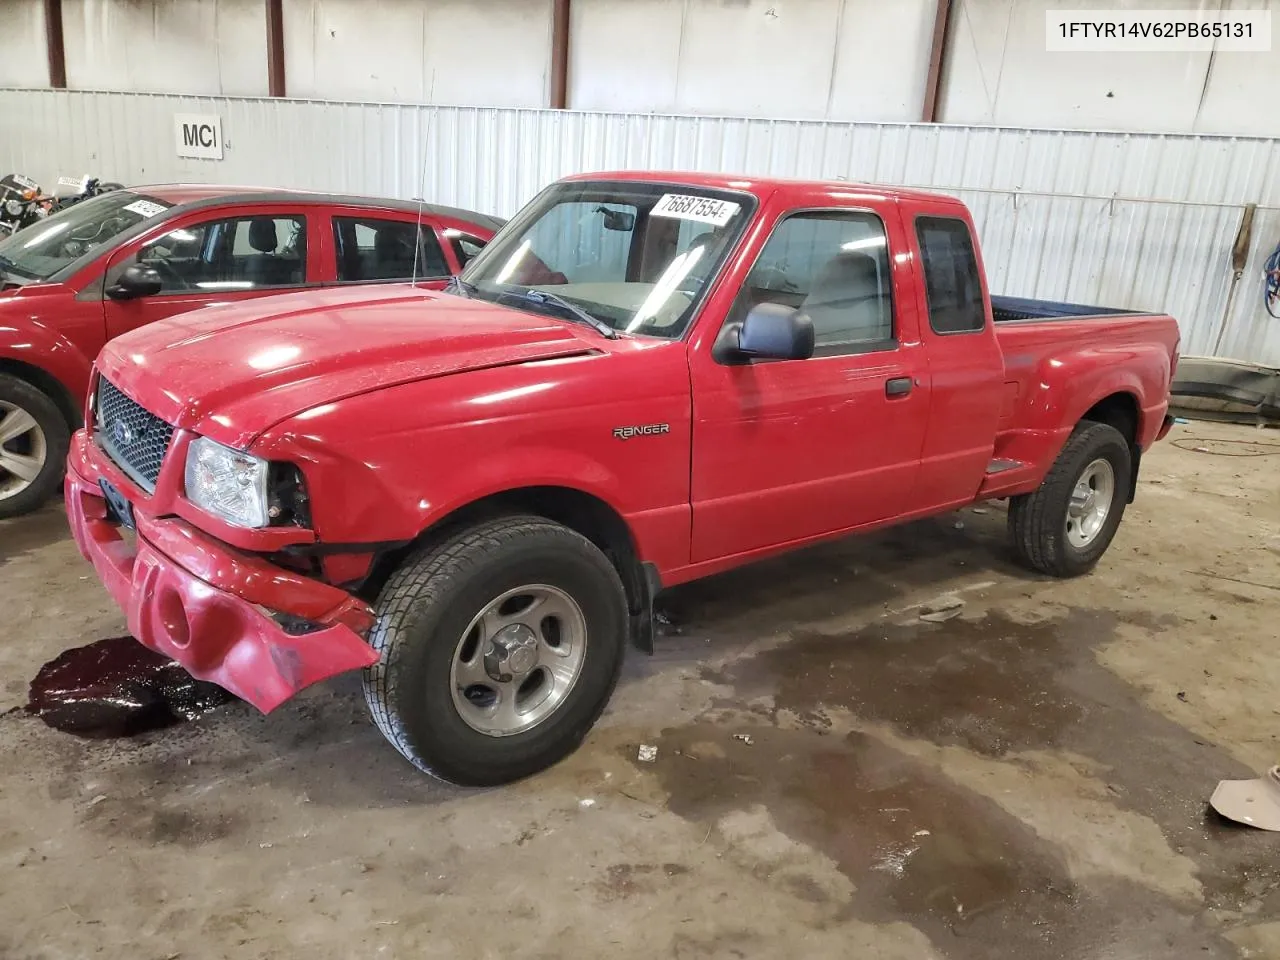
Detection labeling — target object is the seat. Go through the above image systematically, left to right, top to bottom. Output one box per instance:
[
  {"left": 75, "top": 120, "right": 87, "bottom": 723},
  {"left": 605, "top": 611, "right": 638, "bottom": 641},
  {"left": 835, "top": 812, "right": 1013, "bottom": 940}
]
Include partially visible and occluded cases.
[
  {"left": 240, "top": 218, "right": 302, "bottom": 287},
  {"left": 240, "top": 218, "right": 280, "bottom": 286},
  {"left": 373, "top": 226, "right": 417, "bottom": 280},
  {"left": 799, "top": 251, "right": 890, "bottom": 345}
]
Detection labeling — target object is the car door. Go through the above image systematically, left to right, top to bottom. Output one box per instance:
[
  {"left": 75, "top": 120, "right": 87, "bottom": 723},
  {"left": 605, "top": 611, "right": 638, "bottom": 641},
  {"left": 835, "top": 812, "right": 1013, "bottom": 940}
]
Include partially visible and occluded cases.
[
  {"left": 898, "top": 202, "right": 1006, "bottom": 513},
  {"left": 688, "top": 203, "right": 931, "bottom": 563},
  {"left": 102, "top": 206, "right": 319, "bottom": 341},
  {"left": 328, "top": 211, "right": 456, "bottom": 290}
]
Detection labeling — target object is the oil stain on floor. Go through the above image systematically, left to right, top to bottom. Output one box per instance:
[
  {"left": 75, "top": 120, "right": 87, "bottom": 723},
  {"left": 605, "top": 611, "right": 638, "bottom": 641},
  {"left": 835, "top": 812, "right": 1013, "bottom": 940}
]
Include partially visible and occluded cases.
[
  {"left": 645, "top": 609, "right": 1279, "bottom": 959},
  {"left": 26, "top": 636, "right": 234, "bottom": 738}
]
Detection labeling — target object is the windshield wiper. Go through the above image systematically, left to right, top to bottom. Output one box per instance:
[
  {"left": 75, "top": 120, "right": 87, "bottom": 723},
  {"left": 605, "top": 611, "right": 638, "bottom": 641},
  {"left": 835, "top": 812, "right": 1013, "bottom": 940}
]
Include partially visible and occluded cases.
[
  {"left": 444, "top": 275, "right": 476, "bottom": 297},
  {"left": 514, "top": 289, "right": 618, "bottom": 339}
]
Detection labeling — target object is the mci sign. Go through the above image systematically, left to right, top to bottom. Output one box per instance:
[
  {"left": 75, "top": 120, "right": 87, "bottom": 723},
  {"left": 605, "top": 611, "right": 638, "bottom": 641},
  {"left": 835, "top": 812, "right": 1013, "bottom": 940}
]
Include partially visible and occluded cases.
[{"left": 174, "top": 114, "right": 224, "bottom": 160}]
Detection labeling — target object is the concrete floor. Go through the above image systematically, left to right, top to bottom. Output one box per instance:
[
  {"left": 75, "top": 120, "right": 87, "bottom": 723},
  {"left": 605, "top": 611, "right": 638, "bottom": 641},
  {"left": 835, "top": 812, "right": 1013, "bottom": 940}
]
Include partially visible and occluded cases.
[{"left": 2, "top": 420, "right": 1278, "bottom": 960}]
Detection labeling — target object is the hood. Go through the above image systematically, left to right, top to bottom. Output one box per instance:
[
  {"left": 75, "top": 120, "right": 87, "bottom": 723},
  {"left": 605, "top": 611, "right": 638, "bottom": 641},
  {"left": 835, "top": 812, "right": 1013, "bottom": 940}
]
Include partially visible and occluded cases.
[
  {"left": 0, "top": 277, "right": 64, "bottom": 297},
  {"left": 97, "top": 285, "right": 597, "bottom": 449}
]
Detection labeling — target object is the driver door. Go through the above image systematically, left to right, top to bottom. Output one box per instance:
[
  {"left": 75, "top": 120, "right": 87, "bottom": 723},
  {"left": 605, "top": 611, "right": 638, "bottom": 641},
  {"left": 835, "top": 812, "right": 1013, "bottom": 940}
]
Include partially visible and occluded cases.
[
  {"left": 688, "top": 204, "right": 930, "bottom": 562},
  {"left": 102, "top": 208, "right": 316, "bottom": 341}
]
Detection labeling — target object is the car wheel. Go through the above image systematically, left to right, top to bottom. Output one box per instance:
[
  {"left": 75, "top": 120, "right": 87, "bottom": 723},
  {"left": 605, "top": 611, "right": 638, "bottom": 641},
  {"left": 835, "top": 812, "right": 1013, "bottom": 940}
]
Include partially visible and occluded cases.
[
  {"left": 0, "top": 374, "right": 70, "bottom": 519},
  {"left": 1008, "top": 421, "right": 1133, "bottom": 578},
  {"left": 363, "top": 514, "right": 629, "bottom": 786}
]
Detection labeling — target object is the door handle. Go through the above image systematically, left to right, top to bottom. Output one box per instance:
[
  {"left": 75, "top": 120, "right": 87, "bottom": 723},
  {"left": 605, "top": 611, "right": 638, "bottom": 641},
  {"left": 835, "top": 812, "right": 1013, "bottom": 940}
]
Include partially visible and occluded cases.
[{"left": 885, "top": 376, "right": 914, "bottom": 398}]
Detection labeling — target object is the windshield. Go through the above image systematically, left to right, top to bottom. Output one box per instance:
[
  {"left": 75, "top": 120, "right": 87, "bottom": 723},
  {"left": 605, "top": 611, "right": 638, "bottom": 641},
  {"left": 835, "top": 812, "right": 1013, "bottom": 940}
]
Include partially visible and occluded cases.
[
  {"left": 456, "top": 181, "right": 754, "bottom": 338},
  {"left": 0, "top": 191, "right": 171, "bottom": 281}
]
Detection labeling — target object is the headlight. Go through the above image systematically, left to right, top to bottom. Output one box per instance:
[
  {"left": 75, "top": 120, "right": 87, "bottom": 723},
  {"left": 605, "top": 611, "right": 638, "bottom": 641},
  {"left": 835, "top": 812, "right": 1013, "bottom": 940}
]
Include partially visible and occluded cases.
[{"left": 184, "top": 437, "right": 270, "bottom": 528}]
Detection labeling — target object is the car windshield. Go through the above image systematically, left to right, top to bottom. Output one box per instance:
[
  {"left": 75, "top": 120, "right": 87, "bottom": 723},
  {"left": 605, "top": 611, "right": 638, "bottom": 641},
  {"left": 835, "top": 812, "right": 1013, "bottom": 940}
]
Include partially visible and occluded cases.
[
  {"left": 455, "top": 181, "right": 754, "bottom": 339},
  {"left": 0, "top": 191, "right": 171, "bottom": 281}
]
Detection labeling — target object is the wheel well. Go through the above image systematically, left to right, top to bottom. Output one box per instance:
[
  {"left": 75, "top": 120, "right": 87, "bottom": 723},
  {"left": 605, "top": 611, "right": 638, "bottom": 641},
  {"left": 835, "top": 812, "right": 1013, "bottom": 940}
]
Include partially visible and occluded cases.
[
  {"left": 0, "top": 359, "right": 81, "bottom": 430},
  {"left": 1081, "top": 391, "right": 1141, "bottom": 502},
  {"left": 1081, "top": 392, "right": 1138, "bottom": 446},
  {"left": 358, "top": 487, "right": 655, "bottom": 646}
]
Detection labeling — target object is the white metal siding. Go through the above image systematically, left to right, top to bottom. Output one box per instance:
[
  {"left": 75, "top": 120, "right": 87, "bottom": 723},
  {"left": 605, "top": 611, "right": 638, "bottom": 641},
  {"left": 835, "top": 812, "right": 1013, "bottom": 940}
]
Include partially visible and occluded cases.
[
  {"left": 62, "top": 0, "right": 269, "bottom": 96},
  {"left": 944, "top": 0, "right": 1280, "bottom": 137},
  {"left": 0, "top": 1, "right": 49, "bottom": 89},
  {"left": 1, "top": 88, "right": 1277, "bottom": 364}
]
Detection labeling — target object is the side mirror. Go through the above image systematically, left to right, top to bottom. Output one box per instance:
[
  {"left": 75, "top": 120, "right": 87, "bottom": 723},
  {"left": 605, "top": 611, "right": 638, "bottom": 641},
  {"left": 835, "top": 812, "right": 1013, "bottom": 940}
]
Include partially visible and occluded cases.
[
  {"left": 106, "top": 263, "right": 163, "bottom": 300},
  {"left": 713, "top": 303, "right": 815, "bottom": 364}
]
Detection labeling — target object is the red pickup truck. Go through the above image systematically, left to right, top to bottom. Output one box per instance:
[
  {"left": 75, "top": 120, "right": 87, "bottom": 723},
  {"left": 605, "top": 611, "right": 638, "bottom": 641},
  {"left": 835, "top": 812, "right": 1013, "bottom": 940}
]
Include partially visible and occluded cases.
[
  {"left": 65, "top": 172, "right": 1180, "bottom": 786},
  {"left": 0, "top": 185, "right": 502, "bottom": 517}
]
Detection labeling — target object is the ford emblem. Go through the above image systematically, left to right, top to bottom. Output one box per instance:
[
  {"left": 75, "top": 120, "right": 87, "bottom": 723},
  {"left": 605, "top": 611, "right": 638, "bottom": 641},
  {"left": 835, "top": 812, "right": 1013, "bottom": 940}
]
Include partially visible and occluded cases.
[{"left": 111, "top": 419, "right": 135, "bottom": 447}]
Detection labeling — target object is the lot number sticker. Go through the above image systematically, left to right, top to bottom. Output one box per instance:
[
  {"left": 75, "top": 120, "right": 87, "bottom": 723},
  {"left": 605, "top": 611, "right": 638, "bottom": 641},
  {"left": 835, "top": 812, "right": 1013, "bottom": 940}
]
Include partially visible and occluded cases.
[
  {"left": 651, "top": 194, "right": 740, "bottom": 227},
  {"left": 123, "top": 199, "right": 167, "bottom": 218}
]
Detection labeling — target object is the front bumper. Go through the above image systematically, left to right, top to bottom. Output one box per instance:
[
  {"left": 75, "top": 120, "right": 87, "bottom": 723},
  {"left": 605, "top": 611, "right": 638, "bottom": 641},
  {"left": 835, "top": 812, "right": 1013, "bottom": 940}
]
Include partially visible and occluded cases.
[{"left": 64, "top": 430, "right": 378, "bottom": 712}]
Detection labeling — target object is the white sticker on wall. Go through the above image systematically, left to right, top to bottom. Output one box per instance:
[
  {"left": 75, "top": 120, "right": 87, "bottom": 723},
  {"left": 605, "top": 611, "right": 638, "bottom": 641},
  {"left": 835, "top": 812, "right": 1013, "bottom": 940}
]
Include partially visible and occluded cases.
[
  {"left": 174, "top": 113, "right": 224, "bottom": 160},
  {"left": 650, "top": 194, "right": 741, "bottom": 227},
  {"left": 123, "top": 199, "right": 167, "bottom": 218}
]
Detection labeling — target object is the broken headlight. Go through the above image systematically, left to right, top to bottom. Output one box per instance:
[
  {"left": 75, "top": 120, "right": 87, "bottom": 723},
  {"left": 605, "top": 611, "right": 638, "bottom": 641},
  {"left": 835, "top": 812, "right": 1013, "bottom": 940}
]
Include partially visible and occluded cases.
[{"left": 184, "top": 437, "right": 270, "bottom": 528}]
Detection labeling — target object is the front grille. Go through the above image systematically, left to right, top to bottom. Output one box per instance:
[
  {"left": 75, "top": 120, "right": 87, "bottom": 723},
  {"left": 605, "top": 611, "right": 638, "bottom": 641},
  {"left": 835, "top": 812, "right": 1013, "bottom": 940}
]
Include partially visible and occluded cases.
[{"left": 95, "top": 377, "right": 175, "bottom": 492}]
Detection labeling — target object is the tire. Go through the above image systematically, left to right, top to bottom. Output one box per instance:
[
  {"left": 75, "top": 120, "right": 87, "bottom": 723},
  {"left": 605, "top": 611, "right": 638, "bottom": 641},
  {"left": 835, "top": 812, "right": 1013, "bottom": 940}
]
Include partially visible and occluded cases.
[
  {"left": 0, "top": 374, "right": 70, "bottom": 519},
  {"left": 1008, "top": 421, "right": 1133, "bottom": 578},
  {"left": 363, "top": 514, "right": 629, "bottom": 786}
]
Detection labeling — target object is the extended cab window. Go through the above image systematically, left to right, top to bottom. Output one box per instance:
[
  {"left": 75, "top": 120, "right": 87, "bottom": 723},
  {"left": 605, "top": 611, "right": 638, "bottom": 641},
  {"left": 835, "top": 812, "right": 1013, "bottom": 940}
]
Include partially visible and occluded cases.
[
  {"left": 734, "top": 211, "right": 894, "bottom": 354},
  {"left": 129, "top": 215, "right": 307, "bottom": 292},
  {"left": 916, "top": 216, "right": 985, "bottom": 334},
  {"left": 333, "top": 217, "right": 449, "bottom": 281}
]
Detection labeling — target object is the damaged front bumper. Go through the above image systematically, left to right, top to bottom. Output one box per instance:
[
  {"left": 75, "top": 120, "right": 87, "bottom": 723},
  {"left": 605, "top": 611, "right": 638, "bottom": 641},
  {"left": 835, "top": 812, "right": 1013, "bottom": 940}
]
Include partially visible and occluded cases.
[{"left": 64, "top": 430, "right": 378, "bottom": 712}]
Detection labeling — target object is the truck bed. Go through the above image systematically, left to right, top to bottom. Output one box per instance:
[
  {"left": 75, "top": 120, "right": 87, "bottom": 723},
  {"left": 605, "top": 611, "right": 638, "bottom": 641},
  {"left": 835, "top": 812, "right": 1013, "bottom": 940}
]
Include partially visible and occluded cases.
[
  {"left": 991, "top": 295, "right": 1148, "bottom": 323},
  {"left": 982, "top": 307, "right": 1181, "bottom": 499}
]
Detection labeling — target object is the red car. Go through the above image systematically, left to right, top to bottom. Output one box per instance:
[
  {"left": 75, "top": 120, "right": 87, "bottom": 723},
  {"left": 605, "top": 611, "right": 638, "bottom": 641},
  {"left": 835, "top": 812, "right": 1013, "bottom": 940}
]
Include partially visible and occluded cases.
[
  {"left": 66, "top": 172, "right": 1179, "bottom": 786},
  {"left": 0, "top": 185, "right": 502, "bottom": 517}
]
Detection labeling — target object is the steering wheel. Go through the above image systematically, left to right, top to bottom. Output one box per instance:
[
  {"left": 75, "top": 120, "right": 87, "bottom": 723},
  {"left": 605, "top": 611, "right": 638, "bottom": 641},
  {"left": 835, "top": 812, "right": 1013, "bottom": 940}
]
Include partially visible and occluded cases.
[{"left": 145, "top": 258, "right": 186, "bottom": 289}]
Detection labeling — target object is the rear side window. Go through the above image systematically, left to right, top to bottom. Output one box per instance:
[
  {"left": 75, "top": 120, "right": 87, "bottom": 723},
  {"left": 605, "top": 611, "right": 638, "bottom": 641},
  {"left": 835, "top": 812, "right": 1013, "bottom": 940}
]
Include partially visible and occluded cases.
[
  {"left": 916, "top": 216, "right": 985, "bottom": 334},
  {"left": 333, "top": 217, "right": 450, "bottom": 282}
]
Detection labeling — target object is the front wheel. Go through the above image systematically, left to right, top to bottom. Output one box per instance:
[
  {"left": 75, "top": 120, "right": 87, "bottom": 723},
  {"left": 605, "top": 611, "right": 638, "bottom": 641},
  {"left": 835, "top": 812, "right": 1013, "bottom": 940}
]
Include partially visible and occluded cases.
[
  {"left": 0, "top": 374, "right": 70, "bottom": 519},
  {"left": 1008, "top": 421, "right": 1133, "bottom": 578},
  {"left": 363, "top": 515, "right": 629, "bottom": 786}
]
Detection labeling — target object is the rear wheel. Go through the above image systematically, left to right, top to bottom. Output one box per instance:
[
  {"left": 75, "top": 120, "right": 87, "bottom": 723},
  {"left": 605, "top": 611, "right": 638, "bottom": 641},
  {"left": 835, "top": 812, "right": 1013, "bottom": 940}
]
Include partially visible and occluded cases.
[
  {"left": 0, "top": 374, "right": 69, "bottom": 519},
  {"left": 1008, "top": 421, "right": 1132, "bottom": 577},
  {"left": 363, "top": 515, "right": 629, "bottom": 786}
]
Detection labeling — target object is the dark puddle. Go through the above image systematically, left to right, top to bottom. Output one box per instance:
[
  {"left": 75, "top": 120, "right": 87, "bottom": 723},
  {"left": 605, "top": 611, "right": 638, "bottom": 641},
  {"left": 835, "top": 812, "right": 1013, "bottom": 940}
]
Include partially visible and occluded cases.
[
  {"left": 654, "top": 515, "right": 1015, "bottom": 652},
  {"left": 645, "top": 608, "right": 1279, "bottom": 957},
  {"left": 716, "top": 608, "right": 1280, "bottom": 903},
  {"left": 26, "top": 636, "right": 234, "bottom": 737},
  {"left": 654, "top": 723, "right": 1237, "bottom": 959}
]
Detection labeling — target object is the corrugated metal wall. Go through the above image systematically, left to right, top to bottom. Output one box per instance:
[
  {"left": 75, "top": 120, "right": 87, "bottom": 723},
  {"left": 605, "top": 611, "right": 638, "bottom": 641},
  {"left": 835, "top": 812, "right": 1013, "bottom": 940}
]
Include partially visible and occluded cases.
[{"left": 2, "top": 88, "right": 1278, "bottom": 365}]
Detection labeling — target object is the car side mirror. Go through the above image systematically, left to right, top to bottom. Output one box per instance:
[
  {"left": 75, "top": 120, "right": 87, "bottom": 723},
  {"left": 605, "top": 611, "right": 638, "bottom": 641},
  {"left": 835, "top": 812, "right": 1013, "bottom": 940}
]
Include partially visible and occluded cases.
[
  {"left": 106, "top": 263, "right": 163, "bottom": 300},
  {"left": 713, "top": 303, "right": 815, "bottom": 364}
]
